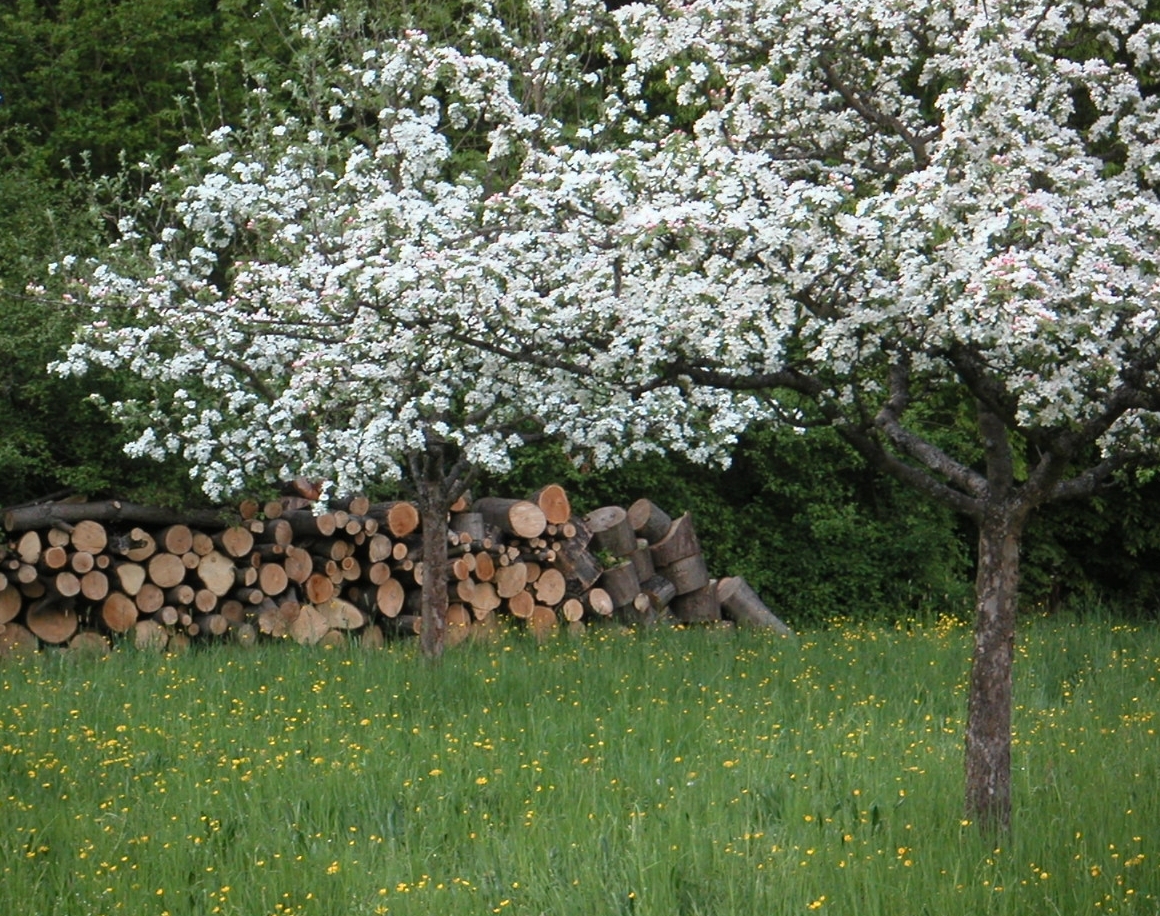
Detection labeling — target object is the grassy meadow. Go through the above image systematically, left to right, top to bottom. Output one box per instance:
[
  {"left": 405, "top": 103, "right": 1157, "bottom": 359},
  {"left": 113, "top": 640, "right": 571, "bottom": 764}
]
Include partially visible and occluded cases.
[{"left": 0, "top": 615, "right": 1157, "bottom": 915}]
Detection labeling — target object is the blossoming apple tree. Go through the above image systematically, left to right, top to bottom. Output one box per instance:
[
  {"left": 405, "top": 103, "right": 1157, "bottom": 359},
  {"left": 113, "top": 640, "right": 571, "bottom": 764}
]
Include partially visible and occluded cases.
[
  {"left": 50, "top": 0, "right": 749, "bottom": 657},
  {"left": 507, "top": 0, "right": 1160, "bottom": 829}
]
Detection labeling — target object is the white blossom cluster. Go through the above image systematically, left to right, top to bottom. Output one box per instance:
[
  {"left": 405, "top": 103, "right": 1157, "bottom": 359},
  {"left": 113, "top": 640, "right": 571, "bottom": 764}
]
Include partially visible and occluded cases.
[{"left": 50, "top": 0, "right": 1160, "bottom": 500}]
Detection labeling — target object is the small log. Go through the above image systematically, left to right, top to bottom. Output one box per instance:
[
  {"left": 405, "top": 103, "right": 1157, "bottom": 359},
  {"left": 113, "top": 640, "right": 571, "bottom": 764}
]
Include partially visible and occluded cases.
[
  {"left": 529, "top": 484, "right": 571, "bottom": 526},
  {"left": 472, "top": 497, "right": 547, "bottom": 539},
  {"left": 379, "top": 501, "right": 420, "bottom": 538},
  {"left": 585, "top": 506, "right": 637, "bottom": 558},
  {"left": 282, "top": 509, "right": 337, "bottom": 538},
  {"left": 649, "top": 513, "right": 701, "bottom": 568},
  {"left": 255, "top": 518, "right": 294, "bottom": 547},
  {"left": 69, "top": 520, "right": 108, "bottom": 554},
  {"left": 214, "top": 526, "right": 255, "bottom": 558},
  {"left": 123, "top": 527, "right": 157, "bottom": 562},
  {"left": 364, "top": 533, "right": 393, "bottom": 564},
  {"left": 553, "top": 537, "right": 603, "bottom": 595},
  {"left": 42, "top": 544, "right": 69, "bottom": 570},
  {"left": 282, "top": 545, "right": 314, "bottom": 584},
  {"left": 69, "top": 549, "right": 95, "bottom": 574},
  {"left": 474, "top": 551, "right": 496, "bottom": 582},
  {"left": 660, "top": 553, "right": 710, "bottom": 595},
  {"left": 51, "top": 570, "right": 82, "bottom": 599},
  {"left": 304, "top": 573, "right": 335, "bottom": 605},
  {"left": 638, "top": 574, "right": 678, "bottom": 612},
  {"left": 718, "top": 577, "right": 793, "bottom": 635},
  {"left": 671, "top": 580, "right": 722, "bottom": 623},
  {"left": 470, "top": 581, "right": 502, "bottom": 618},
  {"left": 135, "top": 583, "right": 165, "bottom": 615},
  {"left": 584, "top": 587, "right": 615, "bottom": 618},
  {"left": 561, "top": 597, "right": 584, "bottom": 623},
  {"left": 258, "top": 599, "right": 301, "bottom": 638},
  {"left": 529, "top": 604, "right": 558, "bottom": 639},
  {"left": 155, "top": 605, "right": 181, "bottom": 627},
  {"left": 193, "top": 612, "right": 229, "bottom": 637},
  {"left": 231, "top": 621, "right": 259, "bottom": 648},
  {"left": 359, "top": 622, "right": 386, "bottom": 649}
]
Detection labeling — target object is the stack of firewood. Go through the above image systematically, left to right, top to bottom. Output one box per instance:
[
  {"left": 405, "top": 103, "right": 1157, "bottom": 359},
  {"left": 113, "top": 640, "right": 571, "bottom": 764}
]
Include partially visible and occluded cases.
[{"left": 0, "top": 486, "right": 791, "bottom": 656}]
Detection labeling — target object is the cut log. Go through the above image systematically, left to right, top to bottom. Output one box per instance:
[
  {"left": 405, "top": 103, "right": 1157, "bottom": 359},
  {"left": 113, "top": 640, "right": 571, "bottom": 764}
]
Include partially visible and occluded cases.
[
  {"left": 529, "top": 484, "right": 571, "bottom": 526},
  {"left": 472, "top": 497, "right": 547, "bottom": 539},
  {"left": 627, "top": 498, "right": 674, "bottom": 543},
  {"left": 370, "top": 501, "right": 419, "bottom": 538},
  {"left": 585, "top": 506, "right": 637, "bottom": 558},
  {"left": 282, "top": 509, "right": 337, "bottom": 538},
  {"left": 449, "top": 511, "right": 486, "bottom": 543},
  {"left": 649, "top": 513, "right": 702, "bottom": 568},
  {"left": 256, "top": 518, "right": 293, "bottom": 547},
  {"left": 69, "top": 520, "right": 108, "bottom": 554},
  {"left": 156, "top": 524, "right": 194, "bottom": 555},
  {"left": 214, "top": 526, "right": 255, "bottom": 559},
  {"left": 123, "top": 527, "right": 157, "bottom": 562},
  {"left": 16, "top": 530, "right": 42, "bottom": 565},
  {"left": 364, "top": 533, "right": 393, "bottom": 563},
  {"left": 553, "top": 537, "right": 603, "bottom": 595},
  {"left": 42, "top": 544, "right": 69, "bottom": 570},
  {"left": 282, "top": 545, "right": 313, "bottom": 584},
  {"left": 69, "top": 549, "right": 95, "bottom": 574},
  {"left": 196, "top": 551, "right": 237, "bottom": 597},
  {"left": 474, "top": 551, "right": 496, "bottom": 582},
  {"left": 147, "top": 552, "right": 188, "bottom": 589},
  {"left": 660, "top": 553, "right": 710, "bottom": 596},
  {"left": 115, "top": 562, "right": 147, "bottom": 597},
  {"left": 257, "top": 562, "right": 289, "bottom": 597},
  {"left": 494, "top": 562, "right": 529, "bottom": 599},
  {"left": 533, "top": 568, "right": 567, "bottom": 607},
  {"left": 51, "top": 570, "right": 82, "bottom": 599},
  {"left": 79, "top": 570, "right": 110, "bottom": 602},
  {"left": 304, "top": 573, "right": 335, "bottom": 605},
  {"left": 638, "top": 574, "right": 678, "bottom": 612},
  {"left": 718, "top": 577, "right": 793, "bottom": 635},
  {"left": 376, "top": 578, "right": 406, "bottom": 618},
  {"left": 671, "top": 580, "right": 722, "bottom": 623},
  {"left": 470, "top": 581, "right": 502, "bottom": 618},
  {"left": 135, "top": 583, "right": 165, "bottom": 615},
  {"left": 166, "top": 583, "right": 196, "bottom": 607},
  {"left": 0, "top": 584, "right": 23, "bottom": 624},
  {"left": 584, "top": 586, "right": 615, "bottom": 618},
  {"left": 507, "top": 589, "right": 535, "bottom": 619},
  {"left": 101, "top": 592, "right": 139, "bottom": 633},
  {"left": 317, "top": 597, "right": 365, "bottom": 630},
  {"left": 561, "top": 597, "right": 584, "bottom": 623},
  {"left": 26, "top": 598, "right": 79, "bottom": 644},
  {"left": 258, "top": 599, "right": 301, "bottom": 638},
  {"left": 289, "top": 604, "right": 330, "bottom": 646},
  {"left": 529, "top": 604, "right": 558, "bottom": 639},
  {"left": 193, "top": 613, "right": 229, "bottom": 637},
  {"left": 133, "top": 618, "right": 169, "bottom": 652},
  {"left": 0, "top": 621, "right": 38, "bottom": 655},
  {"left": 231, "top": 621, "right": 259, "bottom": 648},
  {"left": 67, "top": 630, "right": 111, "bottom": 656}
]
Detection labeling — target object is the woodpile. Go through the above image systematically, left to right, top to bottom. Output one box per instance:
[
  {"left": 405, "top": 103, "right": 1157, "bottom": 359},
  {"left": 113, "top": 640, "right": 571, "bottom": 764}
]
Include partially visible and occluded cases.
[{"left": 0, "top": 487, "right": 791, "bottom": 656}]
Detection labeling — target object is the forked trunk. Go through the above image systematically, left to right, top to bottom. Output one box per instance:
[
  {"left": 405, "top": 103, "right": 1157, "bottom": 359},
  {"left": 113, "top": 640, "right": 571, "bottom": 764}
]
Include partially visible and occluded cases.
[{"left": 964, "top": 504, "right": 1027, "bottom": 832}]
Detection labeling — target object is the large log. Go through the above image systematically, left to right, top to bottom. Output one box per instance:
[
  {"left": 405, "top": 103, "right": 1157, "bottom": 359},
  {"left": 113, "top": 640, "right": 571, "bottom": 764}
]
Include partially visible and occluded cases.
[
  {"left": 528, "top": 484, "right": 572, "bottom": 526},
  {"left": 472, "top": 497, "right": 547, "bottom": 539},
  {"left": 627, "top": 498, "right": 673, "bottom": 544},
  {"left": 3, "top": 500, "right": 233, "bottom": 533},
  {"left": 585, "top": 506, "right": 637, "bottom": 558},
  {"left": 649, "top": 513, "right": 701, "bottom": 568},
  {"left": 197, "top": 551, "right": 237, "bottom": 597},
  {"left": 660, "top": 553, "right": 710, "bottom": 596},
  {"left": 598, "top": 561, "right": 640, "bottom": 609},
  {"left": 533, "top": 568, "right": 567, "bottom": 607},
  {"left": 717, "top": 577, "right": 793, "bottom": 635},
  {"left": 671, "top": 580, "right": 722, "bottom": 623},
  {"left": 0, "top": 584, "right": 23, "bottom": 624},
  {"left": 100, "top": 592, "right": 139, "bottom": 633},
  {"left": 26, "top": 598, "right": 79, "bottom": 644},
  {"left": 0, "top": 621, "right": 38, "bottom": 655}
]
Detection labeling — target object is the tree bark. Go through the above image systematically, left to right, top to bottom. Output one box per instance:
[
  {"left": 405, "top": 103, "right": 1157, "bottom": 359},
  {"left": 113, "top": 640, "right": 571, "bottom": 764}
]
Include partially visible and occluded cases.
[{"left": 964, "top": 504, "right": 1027, "bottom": 833}]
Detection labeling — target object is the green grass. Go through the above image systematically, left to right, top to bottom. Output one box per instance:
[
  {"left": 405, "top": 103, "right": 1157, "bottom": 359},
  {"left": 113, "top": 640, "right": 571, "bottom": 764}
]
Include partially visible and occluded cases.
[{"left": 0, "top": 615, "right": 1157, "bottom": 915}]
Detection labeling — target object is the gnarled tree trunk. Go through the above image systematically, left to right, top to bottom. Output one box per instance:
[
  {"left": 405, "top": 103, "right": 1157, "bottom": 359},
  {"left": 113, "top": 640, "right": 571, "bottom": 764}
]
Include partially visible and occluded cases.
[{"left": 964, "top": 501, "right": 1029, "bottom": 832}]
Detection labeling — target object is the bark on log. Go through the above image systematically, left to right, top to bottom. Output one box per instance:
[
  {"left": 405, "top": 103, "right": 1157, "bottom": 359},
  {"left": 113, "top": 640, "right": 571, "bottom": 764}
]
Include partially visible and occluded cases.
[
  {"left": 472, "top": 497, "right": 547, "bottom": 539},
  {"left": 627, "top": 498, "right": 674, "bottom": 544},
  {"left": 3, "top": 499, "right": 233, "bottom": 533},
  {"left": 585, "top": 506, "right": 637, "bottom": 558},
  {"left": 282, "top": 509, "right": 338, "bottom": 538},
  {"left": 449, "top": 512, "right": 486, "bottom": 543},
  {"left": 649, "top": 514, "right": 702, "bottom": 568},
  {"left": 629, "top": 542, "right": 656, "bottom": 582},
  {"left": 660, "top": 553, "right": 710, "bottom": 596},
  {"left": 598, "top": 561, "right": 641, "bottom": 609},
  {"left": 717, "top": 577, "right": 793, "bottom": 635},
  {"left": 671, "top": 580, "right": 722, "bottom": 623}
]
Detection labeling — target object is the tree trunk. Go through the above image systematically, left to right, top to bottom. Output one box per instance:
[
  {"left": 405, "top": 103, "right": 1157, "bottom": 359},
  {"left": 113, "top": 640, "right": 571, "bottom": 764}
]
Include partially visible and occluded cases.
[
  {"left": 414, "top": 444, "right": 455, "bottom": 659},
  {"left": 964, "top": 505, "right": 1027, "bottom": 833}
]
